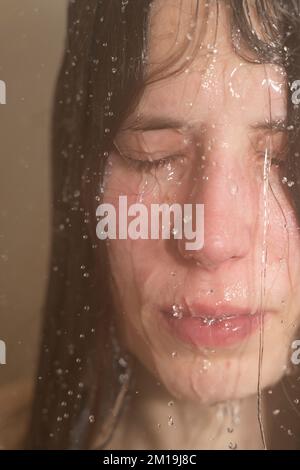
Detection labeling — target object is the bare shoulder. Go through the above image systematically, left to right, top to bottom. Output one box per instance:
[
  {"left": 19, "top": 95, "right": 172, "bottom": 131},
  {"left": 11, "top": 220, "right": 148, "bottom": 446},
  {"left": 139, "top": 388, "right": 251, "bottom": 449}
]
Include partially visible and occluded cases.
[{"left": 0, "top": 380, "right": 33, "bottom": 449}]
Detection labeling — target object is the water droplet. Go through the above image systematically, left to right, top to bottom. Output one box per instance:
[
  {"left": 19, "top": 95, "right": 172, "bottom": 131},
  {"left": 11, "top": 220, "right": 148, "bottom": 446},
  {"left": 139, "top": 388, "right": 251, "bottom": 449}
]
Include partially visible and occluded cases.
[
  {"left": 229, "top": 182, "right": 238, "bottom": 195},
  {"left": 172, "top": 304, "right": 184, "bottom": 319},
  {"left": 118, "top": 357, "right": 128, "bottom": 368},
  {"left": 202, "top": 359, "right": 211, "bottom": 371},
  {"left": 119, "top": 373, "right": 129, "bottom": 384},
  {"left": 168, "top": 415, "right": 174, "bottom": 426},
  {"left": 228, "top": 442, "right": 237, "bottom": 450}
]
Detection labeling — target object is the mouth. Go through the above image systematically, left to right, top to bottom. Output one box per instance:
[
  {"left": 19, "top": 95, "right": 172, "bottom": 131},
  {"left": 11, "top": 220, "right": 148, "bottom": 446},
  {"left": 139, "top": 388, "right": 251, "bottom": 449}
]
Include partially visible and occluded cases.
[{"left": 159, "top": 301, "right": 270, "bottom": 349}]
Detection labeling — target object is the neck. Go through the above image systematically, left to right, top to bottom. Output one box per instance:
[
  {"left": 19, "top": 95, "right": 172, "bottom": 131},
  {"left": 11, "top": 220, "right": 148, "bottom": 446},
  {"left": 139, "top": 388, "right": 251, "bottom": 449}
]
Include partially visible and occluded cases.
[{"left": 105, "top": 358, "right": 265, "bottom": 450}]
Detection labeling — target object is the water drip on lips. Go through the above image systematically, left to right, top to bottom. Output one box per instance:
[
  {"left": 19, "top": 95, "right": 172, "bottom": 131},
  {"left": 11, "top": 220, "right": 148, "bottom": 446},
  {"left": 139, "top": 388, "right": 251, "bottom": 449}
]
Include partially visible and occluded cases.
[
  {"left": 229, "top": 181, "right": 238, "bottom": 196},
  {"left": 171, "top": 304, "right": 184, "bottom": 319}
]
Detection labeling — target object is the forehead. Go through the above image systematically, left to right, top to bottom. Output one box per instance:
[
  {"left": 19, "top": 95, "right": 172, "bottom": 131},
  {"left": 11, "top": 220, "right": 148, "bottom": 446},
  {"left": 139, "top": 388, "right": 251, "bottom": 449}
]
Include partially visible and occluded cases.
[
  {"left": 132, "top": 0, "right": 287, "bottom": 128},
  {"left": 134, "top": 64, "right": 287, "bottom": 128}
]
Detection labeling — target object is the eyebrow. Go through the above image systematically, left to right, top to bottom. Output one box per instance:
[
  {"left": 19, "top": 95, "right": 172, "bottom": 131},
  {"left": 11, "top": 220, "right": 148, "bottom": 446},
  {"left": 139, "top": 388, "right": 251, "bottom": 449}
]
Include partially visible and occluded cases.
[
  {"left": 122, "top": 114, "right": 288, "bottom": 133},
  {"left": 122, "top": 115, "right": 186, "bottom": 132},
  {"left": 250, "top": 119, "right": 288, "bottom": 132}
]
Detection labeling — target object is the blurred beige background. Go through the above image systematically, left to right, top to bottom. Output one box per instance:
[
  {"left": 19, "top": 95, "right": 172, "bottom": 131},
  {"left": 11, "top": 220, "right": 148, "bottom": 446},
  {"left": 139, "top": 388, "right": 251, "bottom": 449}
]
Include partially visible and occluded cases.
[{"left": 0, "top": 0, "right": 67, "bottom": 385}]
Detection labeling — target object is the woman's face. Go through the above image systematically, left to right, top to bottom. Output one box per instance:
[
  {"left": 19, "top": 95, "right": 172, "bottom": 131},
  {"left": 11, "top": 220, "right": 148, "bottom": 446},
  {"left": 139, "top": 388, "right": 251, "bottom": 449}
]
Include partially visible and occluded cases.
[{"left": 101, "top": 0, "right": 300, "bottom": 403}]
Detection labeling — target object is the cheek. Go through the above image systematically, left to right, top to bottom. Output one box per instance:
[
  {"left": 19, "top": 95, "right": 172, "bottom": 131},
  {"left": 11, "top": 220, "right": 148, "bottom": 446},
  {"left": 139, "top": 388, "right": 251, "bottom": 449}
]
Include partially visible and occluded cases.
[
  {"left": 264, "top": 189, "right": 300, "bottom": 316},
  {"left": 267, "top": 191, "right": 300, "bottom": 267},
  {"left": 108, "top": 239, "right": 154, "bottom": 288}
]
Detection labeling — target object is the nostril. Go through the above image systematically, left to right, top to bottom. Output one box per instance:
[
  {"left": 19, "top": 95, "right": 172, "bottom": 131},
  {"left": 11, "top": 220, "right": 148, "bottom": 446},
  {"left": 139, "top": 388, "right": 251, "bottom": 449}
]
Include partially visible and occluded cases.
[{"left": 176, "top": 227, "right": 251, "bottom": 269}]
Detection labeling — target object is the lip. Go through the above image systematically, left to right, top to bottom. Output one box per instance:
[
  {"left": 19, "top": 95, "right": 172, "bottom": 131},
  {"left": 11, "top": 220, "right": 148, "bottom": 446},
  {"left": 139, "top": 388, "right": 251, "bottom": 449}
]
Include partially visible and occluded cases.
[{"left": 159, "top": 301, "right": 270, "bottom": 349}]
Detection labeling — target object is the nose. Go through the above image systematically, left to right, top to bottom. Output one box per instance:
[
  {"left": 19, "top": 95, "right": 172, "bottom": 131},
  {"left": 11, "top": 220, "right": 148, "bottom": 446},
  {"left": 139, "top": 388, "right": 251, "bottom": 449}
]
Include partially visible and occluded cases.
[{"left": 177, "top": 152, "right": 253, "bottom": 270}]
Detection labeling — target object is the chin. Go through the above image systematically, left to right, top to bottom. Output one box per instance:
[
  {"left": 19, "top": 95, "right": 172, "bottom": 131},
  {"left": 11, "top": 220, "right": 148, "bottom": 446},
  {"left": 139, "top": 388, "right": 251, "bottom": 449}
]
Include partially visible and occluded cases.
[
  {"left": 122, "top": 307, "right": 293, "bottom": 404},
  {"left": 145, "top": 343, "right": 290, "bottom": 405}
]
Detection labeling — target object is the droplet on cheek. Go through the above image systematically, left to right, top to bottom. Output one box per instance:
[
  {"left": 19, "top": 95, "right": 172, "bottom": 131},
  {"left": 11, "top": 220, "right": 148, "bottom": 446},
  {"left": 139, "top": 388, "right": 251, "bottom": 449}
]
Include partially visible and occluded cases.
[{"left": 229, "top": 181, "right": 239, "bottom": 196}]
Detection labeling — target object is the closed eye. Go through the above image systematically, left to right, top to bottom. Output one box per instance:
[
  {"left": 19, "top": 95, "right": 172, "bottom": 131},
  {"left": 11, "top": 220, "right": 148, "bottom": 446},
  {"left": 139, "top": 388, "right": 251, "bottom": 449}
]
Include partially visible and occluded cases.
[
  {"left": 113, "top": 143, "right": 185, "bottom": 172},
  {"left": 258, "top": 148, "right": 288, "bottom": 169}
]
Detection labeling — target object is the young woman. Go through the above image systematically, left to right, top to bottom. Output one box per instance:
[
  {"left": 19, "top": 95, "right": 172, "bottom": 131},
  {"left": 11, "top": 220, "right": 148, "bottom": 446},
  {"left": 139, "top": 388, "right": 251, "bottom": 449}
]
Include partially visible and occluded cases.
[{"left": 3, "top": 0, "right": 300, "bottom": 450}]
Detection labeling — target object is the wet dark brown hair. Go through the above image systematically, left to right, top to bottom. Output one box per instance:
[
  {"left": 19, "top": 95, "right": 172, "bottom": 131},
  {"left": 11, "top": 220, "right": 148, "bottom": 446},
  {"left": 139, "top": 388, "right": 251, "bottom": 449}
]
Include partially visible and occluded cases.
[{"left": 27, "top": 0, "right": 300, "bottom": 449}]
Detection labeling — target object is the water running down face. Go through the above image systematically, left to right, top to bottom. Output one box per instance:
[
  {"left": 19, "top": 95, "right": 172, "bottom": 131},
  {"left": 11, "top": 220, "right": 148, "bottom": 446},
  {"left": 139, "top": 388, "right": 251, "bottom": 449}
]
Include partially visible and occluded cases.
[{"left": 101, "top": 0, "right": 300, "bottom": 404}]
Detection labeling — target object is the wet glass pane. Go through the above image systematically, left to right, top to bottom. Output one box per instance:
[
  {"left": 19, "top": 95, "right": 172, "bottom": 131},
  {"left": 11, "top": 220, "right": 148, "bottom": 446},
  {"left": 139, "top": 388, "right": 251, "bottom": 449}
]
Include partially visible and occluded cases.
[{"left": 1, "top": 0, "right": 300, "bottom": 451}]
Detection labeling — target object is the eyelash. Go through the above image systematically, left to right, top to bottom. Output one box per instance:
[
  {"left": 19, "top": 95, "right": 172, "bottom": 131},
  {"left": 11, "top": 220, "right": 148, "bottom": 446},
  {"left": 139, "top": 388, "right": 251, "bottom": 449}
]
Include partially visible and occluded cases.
[
  {"left": 119, "top": 150, "right": 287, "bottom": 173},
  {"left": 260, "top": 151, "right": 287, "bottom": 169},
  {"left": 122, "top": 153, "right": 184, "bottom": 172},
  {"left": 270, "top": 157, "right": 286, "bottom": 168}
]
